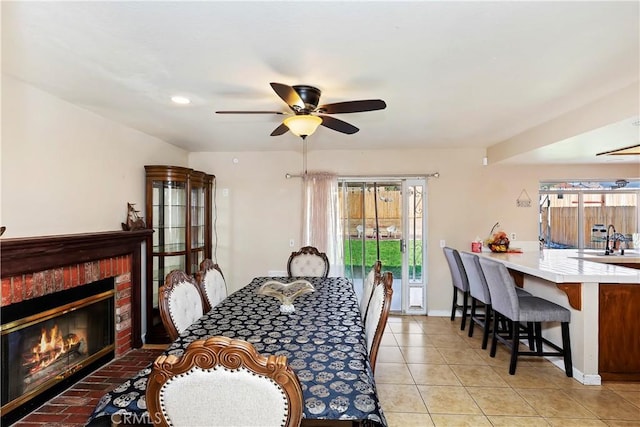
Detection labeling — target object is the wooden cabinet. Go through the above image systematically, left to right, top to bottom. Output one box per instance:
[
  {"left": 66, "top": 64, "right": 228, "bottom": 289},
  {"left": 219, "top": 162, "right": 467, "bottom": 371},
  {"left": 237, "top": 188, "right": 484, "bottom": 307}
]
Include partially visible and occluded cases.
[
  {"left": 144, "top": 165, "right": 214, "bottom": 343},
  {"left": 599, "top": 283, "right": 640, "bottom": 381}
]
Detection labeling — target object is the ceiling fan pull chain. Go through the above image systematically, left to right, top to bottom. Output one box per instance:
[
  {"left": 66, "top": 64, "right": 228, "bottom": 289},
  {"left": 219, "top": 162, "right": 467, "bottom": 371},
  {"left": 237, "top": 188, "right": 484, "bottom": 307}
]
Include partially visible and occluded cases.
[{"left": 303, "top": 137, "right": 308, "bottom": 175}]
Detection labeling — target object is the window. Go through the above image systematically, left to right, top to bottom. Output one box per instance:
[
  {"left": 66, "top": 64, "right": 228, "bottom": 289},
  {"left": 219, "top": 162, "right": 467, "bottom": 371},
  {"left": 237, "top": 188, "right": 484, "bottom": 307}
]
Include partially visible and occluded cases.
[{"left": 539, "top": 180, "right": 639, "bottom": 250}]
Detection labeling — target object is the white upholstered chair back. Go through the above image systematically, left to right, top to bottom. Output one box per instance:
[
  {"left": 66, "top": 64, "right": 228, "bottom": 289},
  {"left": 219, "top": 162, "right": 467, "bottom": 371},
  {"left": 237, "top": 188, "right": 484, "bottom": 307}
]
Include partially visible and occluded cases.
[
  {"left": 287, "top": 246, "right": 330, "bottom": 278},
  {"left": 196, "top": 259, "right": 227, "bottom": 312},
  {"left": 359, "top": 261, "right": 382, "bottom": 322},
  {"left": 159, "top": 270, "right": 205, "bottom": 341},
  {"left": 364, "top": 271, "right": 393, "bottom": 372},
  {"left": 146, "top": 336, "right": 303, "bottom": 427}
]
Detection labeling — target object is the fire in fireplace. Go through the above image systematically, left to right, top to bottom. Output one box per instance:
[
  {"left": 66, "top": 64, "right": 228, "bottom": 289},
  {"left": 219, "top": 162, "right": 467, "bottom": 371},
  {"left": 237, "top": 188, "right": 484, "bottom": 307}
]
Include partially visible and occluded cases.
[
  {"left": 1, "top": 278, "right": 115, "bottom": 421},
  {"left": 23, "top": 322, "right": 86, "bottom": 390}
]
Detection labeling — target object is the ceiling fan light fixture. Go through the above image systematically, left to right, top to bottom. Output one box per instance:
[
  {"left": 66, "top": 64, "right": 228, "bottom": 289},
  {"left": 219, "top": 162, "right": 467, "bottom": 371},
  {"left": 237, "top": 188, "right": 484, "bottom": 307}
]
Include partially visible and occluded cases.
[{"left": 284, "top": 115, "right": 322, "bottom": 137}]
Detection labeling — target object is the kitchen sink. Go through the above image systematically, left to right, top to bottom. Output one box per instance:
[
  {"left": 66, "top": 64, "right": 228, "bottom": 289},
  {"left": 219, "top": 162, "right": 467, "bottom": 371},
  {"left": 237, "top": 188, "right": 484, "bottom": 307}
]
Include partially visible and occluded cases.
[{"left": 571, "top": 250, "right": 640, "bottom": 264}]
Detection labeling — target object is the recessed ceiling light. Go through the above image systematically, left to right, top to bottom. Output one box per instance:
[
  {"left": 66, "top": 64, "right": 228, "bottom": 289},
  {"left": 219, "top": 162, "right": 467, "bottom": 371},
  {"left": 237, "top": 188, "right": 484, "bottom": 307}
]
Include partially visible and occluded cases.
[{"left": 171, "top": 96, "right": 191, "bottom": 105}]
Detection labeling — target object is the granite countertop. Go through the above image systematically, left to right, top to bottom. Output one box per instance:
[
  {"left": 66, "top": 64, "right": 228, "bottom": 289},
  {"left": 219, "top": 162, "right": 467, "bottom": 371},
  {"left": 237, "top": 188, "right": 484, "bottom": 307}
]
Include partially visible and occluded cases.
[{"left": 465, "top": 249, "right": 640, "bottom": 284}]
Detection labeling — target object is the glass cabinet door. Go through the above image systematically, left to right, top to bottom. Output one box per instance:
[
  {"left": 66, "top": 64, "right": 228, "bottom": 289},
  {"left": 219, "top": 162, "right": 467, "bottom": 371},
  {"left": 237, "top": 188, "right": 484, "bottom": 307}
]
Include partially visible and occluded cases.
[
  {"left": 151, "top": 180, "right": 187, "bottom": 308},
  {"left": 189, "top": 180, "right": 206, "bottom": 273}
]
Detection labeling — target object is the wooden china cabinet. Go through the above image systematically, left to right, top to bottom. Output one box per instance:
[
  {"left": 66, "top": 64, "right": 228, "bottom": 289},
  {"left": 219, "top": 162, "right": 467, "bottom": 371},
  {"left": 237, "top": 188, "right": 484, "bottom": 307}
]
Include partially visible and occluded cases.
[{"left": 144, "top": 165, "right": 215, "bottom": 343}]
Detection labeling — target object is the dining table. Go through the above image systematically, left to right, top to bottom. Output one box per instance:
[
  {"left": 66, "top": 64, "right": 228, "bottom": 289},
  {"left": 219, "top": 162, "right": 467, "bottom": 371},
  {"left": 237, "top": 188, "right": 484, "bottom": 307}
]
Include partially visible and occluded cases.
[{"left": 86, "top": 276, "right": 387, "bottom": 426}]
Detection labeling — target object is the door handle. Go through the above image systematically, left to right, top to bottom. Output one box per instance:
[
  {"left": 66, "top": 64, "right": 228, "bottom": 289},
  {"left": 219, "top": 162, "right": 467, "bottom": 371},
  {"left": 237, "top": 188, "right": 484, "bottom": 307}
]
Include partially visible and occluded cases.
[{"left": 400, "top": 239, "right": 406, "bottom": 253}]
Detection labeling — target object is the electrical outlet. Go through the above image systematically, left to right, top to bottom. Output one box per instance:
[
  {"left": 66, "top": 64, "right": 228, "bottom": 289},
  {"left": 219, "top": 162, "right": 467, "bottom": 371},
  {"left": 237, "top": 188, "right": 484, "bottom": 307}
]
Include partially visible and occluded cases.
[
  {"left": 222, "top": 188, "right": 229, "bottom": 197},
  {"left": 510, "top": 232, "right": 517, "bottom": 241},
  {"left": 289, "top": 239, "right": 295, "bottom": 248},
  {"left": 439, "top": 239, "right": 446, "bottom": 248}
]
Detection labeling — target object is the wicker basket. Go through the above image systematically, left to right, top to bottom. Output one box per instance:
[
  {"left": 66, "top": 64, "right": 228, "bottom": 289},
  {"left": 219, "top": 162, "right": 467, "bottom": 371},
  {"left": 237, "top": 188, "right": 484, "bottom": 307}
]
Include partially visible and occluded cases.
[{"left": 488, "top": 239, "right": 510, "bottom": 253}]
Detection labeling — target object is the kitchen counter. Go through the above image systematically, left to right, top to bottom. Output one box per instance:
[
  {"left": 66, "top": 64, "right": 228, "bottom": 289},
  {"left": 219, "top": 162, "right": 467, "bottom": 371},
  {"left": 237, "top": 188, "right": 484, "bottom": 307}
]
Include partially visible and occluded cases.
[
  {"left": 463, "top": 248, "right": 640, "bottom": 385},
  {"left": 471, "top": 249, "right": 640, "bottom": 283}
]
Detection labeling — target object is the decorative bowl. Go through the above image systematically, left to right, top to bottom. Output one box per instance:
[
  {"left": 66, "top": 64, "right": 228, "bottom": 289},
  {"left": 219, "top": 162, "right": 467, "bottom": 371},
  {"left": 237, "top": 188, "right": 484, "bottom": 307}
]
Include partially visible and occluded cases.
[{"left": 257, "top": 279, "right": 315, "bottom": 313}]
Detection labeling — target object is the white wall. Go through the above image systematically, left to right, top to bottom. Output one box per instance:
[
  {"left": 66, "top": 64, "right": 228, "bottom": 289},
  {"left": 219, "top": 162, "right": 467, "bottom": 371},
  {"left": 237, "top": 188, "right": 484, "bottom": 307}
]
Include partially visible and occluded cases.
[
  {"left": 1, "top": 75, "right": 189, "bottom": 237},
  {"left": 189, "top": 149, "right": 638, "bottom": 315}
]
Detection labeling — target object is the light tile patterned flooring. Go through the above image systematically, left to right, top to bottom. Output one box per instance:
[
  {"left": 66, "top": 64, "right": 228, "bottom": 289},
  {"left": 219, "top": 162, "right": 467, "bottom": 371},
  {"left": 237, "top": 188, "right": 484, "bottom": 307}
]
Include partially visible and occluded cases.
[{"left": 377, "top": 315, "right": 640, "bottom": 427}]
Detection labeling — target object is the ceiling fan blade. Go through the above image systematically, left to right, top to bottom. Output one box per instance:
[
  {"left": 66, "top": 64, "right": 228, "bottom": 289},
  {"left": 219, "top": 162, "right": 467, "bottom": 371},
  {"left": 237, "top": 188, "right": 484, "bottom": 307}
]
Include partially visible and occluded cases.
[
  {"left": 270, "top": 82, "right": 305, "bottom": 111},
  {"left": 316, "top": 99, "right": 386, "bottom": 114},
  {"left": 215, "top": 110, "right": 285, "bottom": 114},
  {"left": 319, "top": 115, "right": 359, "bottom": 134},
  {"left": 270, "top": 123, "right": 289, "bottom": 136}
]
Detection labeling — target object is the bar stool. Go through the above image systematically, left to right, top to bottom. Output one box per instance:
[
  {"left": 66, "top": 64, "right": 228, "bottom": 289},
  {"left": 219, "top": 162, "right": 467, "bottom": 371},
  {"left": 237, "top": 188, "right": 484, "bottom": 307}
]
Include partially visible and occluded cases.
[
  {"left": 443, "top": 247, "right": 470, "bottom": 330},
  {"left": 460, "top": 252, "right": 492, "bottom": 348},
  {"left": 461, "top": 252, "right": 533, "bottom": 349},
  {"left": 478, "top": 257, "right": 572, "bottom": 376}
]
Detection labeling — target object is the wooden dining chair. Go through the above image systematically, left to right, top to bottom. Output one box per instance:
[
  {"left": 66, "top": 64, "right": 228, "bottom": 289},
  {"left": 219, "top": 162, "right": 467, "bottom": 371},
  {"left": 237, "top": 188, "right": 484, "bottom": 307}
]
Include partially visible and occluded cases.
[
  {"left": 287, "top": 246, "right": 330, "bottom": 277},
  {"left": 196, "top": 259, "right": 228, "bottom": 312},
  {"left": 359, "top": 260, "right": 382, "bottom": 322},
  {"left": 158, "top": 270, "right": 205, "bottom": 341},
  {"left": 365, "top": 271, "right": 393, "bottom": 373},
  {"left": 146, "top": 336, "right": 304, "bottom": 427}
]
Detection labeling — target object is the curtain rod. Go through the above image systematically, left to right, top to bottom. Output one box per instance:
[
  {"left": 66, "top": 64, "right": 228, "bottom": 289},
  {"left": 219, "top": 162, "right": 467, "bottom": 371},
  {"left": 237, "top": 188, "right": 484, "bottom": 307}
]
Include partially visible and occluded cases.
[{"left": 285, "top": 172, "right": 440, "bottom": 179}]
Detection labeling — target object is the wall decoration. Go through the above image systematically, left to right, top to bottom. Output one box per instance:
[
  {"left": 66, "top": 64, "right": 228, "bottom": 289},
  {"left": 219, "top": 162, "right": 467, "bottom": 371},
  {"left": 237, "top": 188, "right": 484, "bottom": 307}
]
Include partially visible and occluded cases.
[{"left": 517, "top": 189, "right": 532, "bottom": 208}]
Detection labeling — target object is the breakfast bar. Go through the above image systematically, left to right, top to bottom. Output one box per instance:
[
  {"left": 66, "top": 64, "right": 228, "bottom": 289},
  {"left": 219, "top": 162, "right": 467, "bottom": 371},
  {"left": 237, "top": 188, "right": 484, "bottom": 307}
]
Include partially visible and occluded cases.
[{"left": 467, "top": 249, "right": 640, "bottom": 384}]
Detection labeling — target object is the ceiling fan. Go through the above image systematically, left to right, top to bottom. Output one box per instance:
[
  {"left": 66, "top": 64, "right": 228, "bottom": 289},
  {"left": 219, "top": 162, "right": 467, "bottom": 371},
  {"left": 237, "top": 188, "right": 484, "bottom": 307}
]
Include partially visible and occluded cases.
[{"left": 215, "top": 82, "right": 386, "bottom": 138}]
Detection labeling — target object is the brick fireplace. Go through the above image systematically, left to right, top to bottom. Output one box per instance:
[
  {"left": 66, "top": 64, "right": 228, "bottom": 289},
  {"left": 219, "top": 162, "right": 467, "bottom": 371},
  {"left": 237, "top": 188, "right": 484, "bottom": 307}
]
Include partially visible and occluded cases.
[{"left": 1, "top": 230, "right": 152, "bottom": 422}]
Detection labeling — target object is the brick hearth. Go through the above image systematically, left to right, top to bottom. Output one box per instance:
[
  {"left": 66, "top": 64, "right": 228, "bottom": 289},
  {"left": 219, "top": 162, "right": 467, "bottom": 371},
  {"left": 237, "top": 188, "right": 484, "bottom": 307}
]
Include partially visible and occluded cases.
[{"left": 11, "top": 347, "right": 165, "bottom": 427}]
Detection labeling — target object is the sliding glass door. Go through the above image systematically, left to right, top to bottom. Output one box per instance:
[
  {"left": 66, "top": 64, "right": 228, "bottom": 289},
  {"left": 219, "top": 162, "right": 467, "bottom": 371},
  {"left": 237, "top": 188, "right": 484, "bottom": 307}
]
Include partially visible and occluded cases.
[{"left": 339, "top": 177, "right": 427, "bottom": 314}]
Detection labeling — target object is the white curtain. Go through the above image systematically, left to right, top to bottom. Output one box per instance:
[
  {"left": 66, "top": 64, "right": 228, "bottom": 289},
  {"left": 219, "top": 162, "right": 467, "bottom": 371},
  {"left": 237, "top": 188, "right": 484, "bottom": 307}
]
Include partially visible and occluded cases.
[{"left": 302, "top": 172, "right": 344, "bottom": 276}]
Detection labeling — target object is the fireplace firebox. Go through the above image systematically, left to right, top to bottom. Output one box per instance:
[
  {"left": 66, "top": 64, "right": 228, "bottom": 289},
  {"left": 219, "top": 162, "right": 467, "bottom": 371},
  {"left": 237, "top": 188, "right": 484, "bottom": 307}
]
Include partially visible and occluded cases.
[{"left": 1, "top": 278, "right": 115, "bottom": 421}]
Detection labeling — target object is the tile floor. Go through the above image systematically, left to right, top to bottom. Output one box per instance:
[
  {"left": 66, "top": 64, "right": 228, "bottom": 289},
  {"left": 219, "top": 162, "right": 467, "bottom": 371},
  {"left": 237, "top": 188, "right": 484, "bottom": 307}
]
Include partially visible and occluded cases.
[
  {"left": 377, "top": 315, "right": 640, "bottom": 426},
  {"left": 10, "top": 316, "right": 640, "bottom": 426}
]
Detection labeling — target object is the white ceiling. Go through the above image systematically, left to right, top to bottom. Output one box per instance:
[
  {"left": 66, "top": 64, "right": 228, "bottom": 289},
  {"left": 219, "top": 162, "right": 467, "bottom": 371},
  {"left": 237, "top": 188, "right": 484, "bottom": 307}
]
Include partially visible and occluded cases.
[{"left": 2, "top": 1, "right": 639, "bottom": 164}]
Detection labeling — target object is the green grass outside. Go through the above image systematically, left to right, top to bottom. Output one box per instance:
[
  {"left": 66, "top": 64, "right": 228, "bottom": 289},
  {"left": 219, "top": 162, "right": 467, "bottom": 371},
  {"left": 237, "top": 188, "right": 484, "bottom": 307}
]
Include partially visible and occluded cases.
[{"left": 344, "top": 239, "right": 422, "bottom": 278}]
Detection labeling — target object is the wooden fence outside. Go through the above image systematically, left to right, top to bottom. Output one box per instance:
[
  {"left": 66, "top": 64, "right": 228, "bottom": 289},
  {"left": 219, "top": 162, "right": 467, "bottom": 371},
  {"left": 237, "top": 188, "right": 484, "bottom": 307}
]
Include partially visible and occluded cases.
[
  {"left": 339, "top": 189, "right": 419, "bottom": 238},
  {"left": 542, "top": 206, "right": 637, "bottom": 248}
]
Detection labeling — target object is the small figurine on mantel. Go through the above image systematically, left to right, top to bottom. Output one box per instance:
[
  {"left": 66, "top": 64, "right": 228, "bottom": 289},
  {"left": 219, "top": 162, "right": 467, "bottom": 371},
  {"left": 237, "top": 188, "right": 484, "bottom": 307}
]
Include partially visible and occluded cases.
[{"left": 121, "top": 203, "right": 146, "bottom": 231}]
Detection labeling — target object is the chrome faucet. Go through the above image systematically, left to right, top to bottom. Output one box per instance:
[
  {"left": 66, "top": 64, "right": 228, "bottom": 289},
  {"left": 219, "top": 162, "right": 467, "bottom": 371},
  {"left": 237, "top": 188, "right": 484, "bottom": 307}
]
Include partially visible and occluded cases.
[
  {"left": 604, "top": 224, "right": 617, "bottom": 255},
  {"left": 612, "top": 232, "right": 627, "bottom": 255}
]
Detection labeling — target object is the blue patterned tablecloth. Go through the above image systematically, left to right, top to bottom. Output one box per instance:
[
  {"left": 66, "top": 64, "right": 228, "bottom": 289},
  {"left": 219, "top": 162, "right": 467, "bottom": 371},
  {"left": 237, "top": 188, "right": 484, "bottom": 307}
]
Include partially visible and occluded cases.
[{"left": 87, "top": 276, "right": 387, "bottom": 426}]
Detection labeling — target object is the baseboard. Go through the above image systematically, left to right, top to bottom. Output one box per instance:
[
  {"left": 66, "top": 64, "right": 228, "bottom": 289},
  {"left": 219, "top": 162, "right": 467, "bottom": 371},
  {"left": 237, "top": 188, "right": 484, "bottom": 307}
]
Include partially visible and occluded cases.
[{"left": 427, "top": 310, "right": 453, "bottom": 317}]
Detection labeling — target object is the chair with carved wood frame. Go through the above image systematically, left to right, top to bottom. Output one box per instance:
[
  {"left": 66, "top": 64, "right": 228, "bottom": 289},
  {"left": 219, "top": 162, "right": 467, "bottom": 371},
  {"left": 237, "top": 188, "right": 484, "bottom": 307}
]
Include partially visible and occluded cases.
[
  {"left": 287, "top": 246, "right": 330, "bottom": 278},
  {"left": 195, "top": 259, "right": 228, "bottom": 312},
  {"left": 359, "top": 260, "right": 382, "bottom": 322},
  {"left": 158, "top": 270, "right": 205, "bottom": 341},
  {"left": 365, "top": 271, "right": 393, "bottom": 373},
  {"left": 146, "top": 336, "right": 304, "bottom": 427}
]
